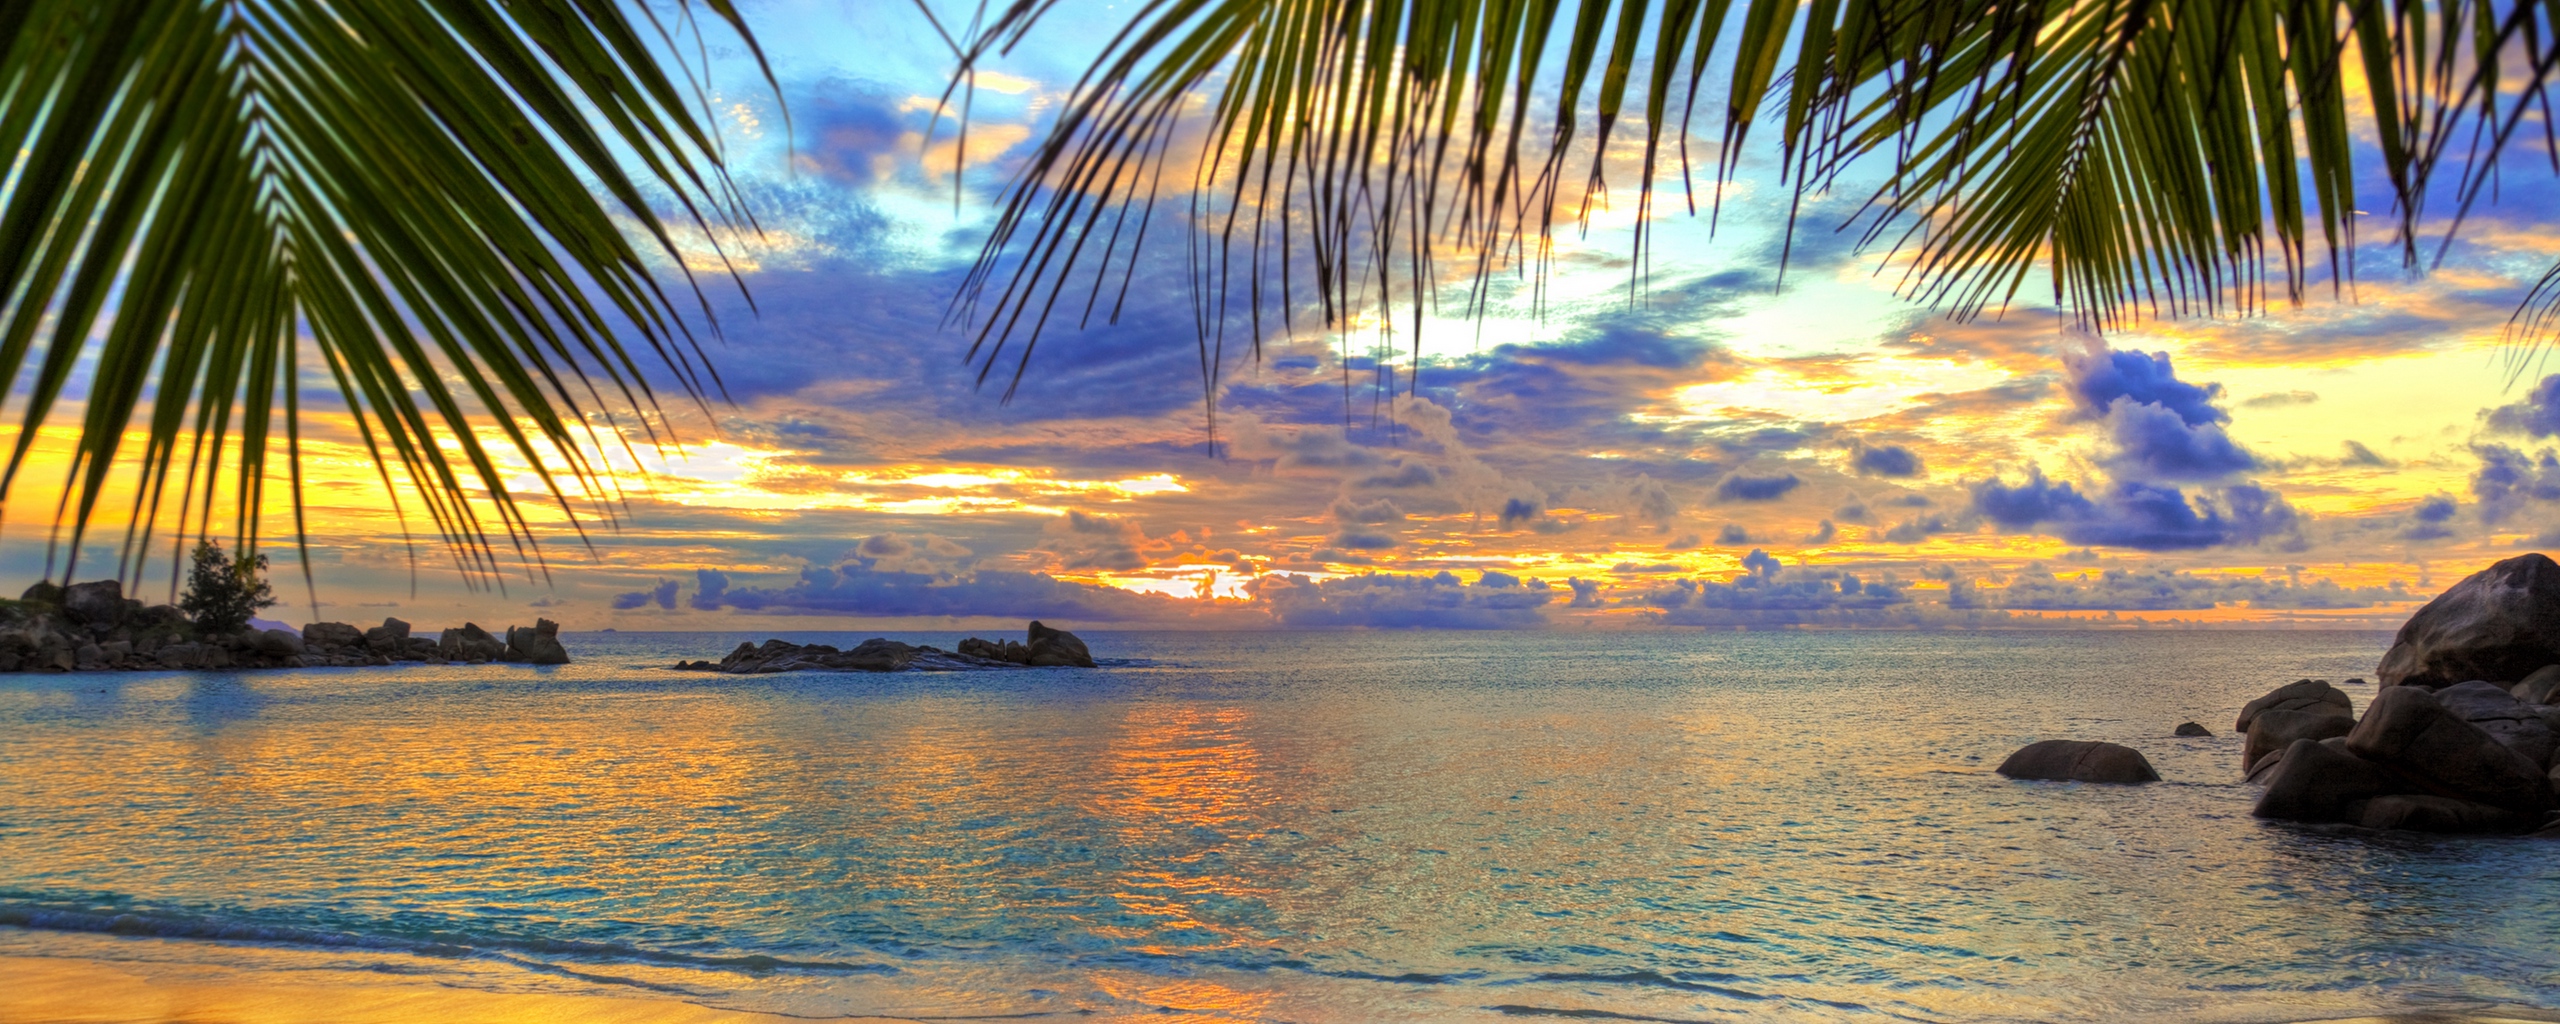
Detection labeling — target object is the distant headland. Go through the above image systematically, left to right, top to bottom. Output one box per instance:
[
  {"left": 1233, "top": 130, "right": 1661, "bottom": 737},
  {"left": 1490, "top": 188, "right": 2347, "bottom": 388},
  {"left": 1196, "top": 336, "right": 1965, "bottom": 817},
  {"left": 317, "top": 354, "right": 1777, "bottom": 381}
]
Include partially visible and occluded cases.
[{"left": 0, "top": 579, "right": 567, "bottom": 672}]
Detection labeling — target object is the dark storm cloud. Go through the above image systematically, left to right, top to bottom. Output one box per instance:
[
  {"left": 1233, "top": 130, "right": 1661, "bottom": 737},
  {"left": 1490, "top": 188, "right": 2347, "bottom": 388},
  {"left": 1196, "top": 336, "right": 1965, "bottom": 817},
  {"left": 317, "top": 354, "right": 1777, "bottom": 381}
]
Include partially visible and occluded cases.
[
  {"left": 2066, "top": 346, "right": 2227, "bottom": 425},
  {"left": 2486, "top": 374, "right": 2560, "bottom": 438},
  {"left": 2101, "top": 398, "right": 2257, "bottom": 479},
  {"left": 1851, "top": 443, "right": 1923, "bottom": 478},
  {"left": 2472, "top": 443, "right": 2560, "bottom": 526},
  {"left": 1969, "top": 468, "right": 2300, "bottom": 551},
  {"left": 1714, "top": 473, "right": 1802, "bottom": 501},
  {"left": 1631, "top": 550, "right": 1911, "bottom": 626},
  {"left": 689, "top": 561, "right": 1182, "bottom": 621},
  {"left": 1998, "top": 568, "right": 2409, "bottom": 610},
  {"left": 1250, "top": 570, "right": 1557, "bottom": 628},
  {"left": 612, "top": 578, "right": 680, "bottom": 610}
]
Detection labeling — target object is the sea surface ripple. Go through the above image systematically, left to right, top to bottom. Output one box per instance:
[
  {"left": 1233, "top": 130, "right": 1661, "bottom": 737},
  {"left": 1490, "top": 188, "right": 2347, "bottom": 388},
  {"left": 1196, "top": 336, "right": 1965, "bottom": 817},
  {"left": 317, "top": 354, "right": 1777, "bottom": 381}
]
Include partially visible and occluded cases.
[{"left": 0, "top": 629, "right": 2554, "bottom": 1022}]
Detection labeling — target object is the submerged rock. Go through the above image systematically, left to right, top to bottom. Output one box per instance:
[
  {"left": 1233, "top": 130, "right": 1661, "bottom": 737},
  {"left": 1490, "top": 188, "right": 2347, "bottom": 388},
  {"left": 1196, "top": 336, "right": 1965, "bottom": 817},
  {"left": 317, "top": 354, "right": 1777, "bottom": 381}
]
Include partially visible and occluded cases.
[
  {"left": 2376, "top": 552, "right": 2560, "bottom": 690},
  {"left": 2346, "top": 686, "right": 2552, "bottom": 814},
  {"left": 2175, "top": 722, "right": 2213, "bottom": 737},
  {"left": 2254, "top": 737, "right": 2416, "bottom": 823},
  {"left": 1996, "top": 740, "right": 2160, "bottom": 784},
  {"left": 2356, "top": 794, "right": 2532, "bottom": 834}
]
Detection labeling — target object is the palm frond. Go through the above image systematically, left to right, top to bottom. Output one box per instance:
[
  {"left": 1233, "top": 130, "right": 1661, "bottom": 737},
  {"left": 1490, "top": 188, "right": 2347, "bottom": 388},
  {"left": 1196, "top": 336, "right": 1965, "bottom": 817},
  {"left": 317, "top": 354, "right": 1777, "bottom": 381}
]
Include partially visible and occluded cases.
[
  {"left": 0, "top": 0, "right": 772, "bottom": 593},
  {"left": 943, "top": 0, "right": 2560, "bottom": 402}
]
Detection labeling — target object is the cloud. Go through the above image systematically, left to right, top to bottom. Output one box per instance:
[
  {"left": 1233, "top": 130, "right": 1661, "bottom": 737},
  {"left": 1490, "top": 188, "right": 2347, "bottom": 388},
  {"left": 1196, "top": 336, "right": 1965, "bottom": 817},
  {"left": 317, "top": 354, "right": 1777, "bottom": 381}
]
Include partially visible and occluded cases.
[
  {"left": 2065, "top": 344, "right": 2227, "bottom": 426},
  {"left": 2485, "top": 374, "right": 2560, "bottom": 437},
  {"left": 2241, "top": 390, "right": 2319, "bottom": 408},
  {"left": 2100, "top": 396, "right": 2256, "bottom": 479},
  {"left": 2341, "top": 440, "right": 2395, "bottom": 467},
  {"left": 2472, "top": 443, "right": 2560, "bottom": 526},
  {"left": 1851, "top": 444, "right": 1924, "bottom": 478},
  {"left": 1969, "top": 467, "right": 2300, "bottom": 551},
  {"left": 1714, "top": 473, "right": 1802, "bottom": 501},
  {"left": 1332, "top": 497, "right": 1407, "bottom": 523},
  {"left": 1499, "top": 497, "right": 1543, "bottom": 529},
  {"left": 1041, "top": 511, "right": 1149, "bottom": 571},
  {"left": 1883, "top": 515, "right": 1955, "bottom": 543},
  {"left": 1805, "top": 519, "right": 1837, "bottom": 543},
  {"left": 1716, "top": 523, "right": 1751, "bottom": 544},
  {"left": 1664, "top": 532, "right": 1703, "bottom": 550},
  {"left": 1630, "top": 554, "right": 1912, "bottom": 626},
  {"left": 692, "top": 561, "right": 1184, "bottom": 621},
  {"left": 1997, "top": 567, "right": 2409, "bottom": 610},
  {"left": 1249, "top": 570, "right": 1557, "bottom": 628},
  {"left": 612, "top": 579, "right": 679, "bottom": 610}
]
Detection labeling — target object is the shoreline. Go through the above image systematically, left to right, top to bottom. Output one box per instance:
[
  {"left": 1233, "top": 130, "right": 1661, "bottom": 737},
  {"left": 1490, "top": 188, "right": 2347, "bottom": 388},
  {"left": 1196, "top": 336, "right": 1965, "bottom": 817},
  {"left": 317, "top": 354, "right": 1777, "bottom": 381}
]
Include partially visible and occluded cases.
[{"left": 4, "top": 926, "right": 2557, "bottom": 1024}]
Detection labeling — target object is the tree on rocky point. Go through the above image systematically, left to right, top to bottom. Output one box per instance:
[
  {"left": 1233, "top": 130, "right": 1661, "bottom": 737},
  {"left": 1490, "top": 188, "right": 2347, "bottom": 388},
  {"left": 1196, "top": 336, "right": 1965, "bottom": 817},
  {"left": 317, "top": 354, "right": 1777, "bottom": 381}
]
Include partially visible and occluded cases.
[{"left": 181, "top": 542, "right": 275, "bottom": 636}]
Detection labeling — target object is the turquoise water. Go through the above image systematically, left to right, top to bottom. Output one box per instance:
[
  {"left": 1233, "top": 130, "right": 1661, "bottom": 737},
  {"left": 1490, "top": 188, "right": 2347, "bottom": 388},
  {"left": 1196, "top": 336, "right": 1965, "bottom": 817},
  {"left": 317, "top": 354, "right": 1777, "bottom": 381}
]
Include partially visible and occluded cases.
[{"left": 0, "top": 629, "right": 2554, "bottom": 1022}]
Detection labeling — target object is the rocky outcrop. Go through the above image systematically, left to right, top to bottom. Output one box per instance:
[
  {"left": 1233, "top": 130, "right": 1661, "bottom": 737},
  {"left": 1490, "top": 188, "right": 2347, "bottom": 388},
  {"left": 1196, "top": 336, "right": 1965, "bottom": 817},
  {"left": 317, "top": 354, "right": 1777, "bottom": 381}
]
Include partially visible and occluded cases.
[
  {"left": 2376, "top": 553, "right": 2560, "bottom": 690},
  {"left": 0, "top": 579, "right": 575, "bottom": 673},
  {"left": 506, "top": 619, "right": 569, "bottom": 665},
  {"left": 1026, "top": 621, "right": 1096, "bottom": 667},
  {"left": 688, "top": 622, "right": 1102, "bottom": 674},
  {"left": 2513, "top": 664, "right": 2560, "bottom": 705},
  {"left": 2235, "top": 678, "right": 2354, "bottom": 733},
  {"left": 2347, "top": 686, "right": 2553, "bottom": 814},
  {"left": 2244, "top": 710, "right": 2355, "bottom": 775},
  {"left": 2174, "top": 722, "right": 2212, "bottom": 737},
  {"left": 2253, "top": 737, "right": 2419, "bottom": 823},
  {"left": 1996, "top": 740, "right": 2160, "bottom": 783}
]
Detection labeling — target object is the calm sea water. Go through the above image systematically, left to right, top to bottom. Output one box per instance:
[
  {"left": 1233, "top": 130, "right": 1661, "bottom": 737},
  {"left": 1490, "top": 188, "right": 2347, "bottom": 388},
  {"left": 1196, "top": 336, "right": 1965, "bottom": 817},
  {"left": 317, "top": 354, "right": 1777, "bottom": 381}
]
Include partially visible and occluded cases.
[{"left": 0, "top": 629, "right": 2554, "bottom": 1022}]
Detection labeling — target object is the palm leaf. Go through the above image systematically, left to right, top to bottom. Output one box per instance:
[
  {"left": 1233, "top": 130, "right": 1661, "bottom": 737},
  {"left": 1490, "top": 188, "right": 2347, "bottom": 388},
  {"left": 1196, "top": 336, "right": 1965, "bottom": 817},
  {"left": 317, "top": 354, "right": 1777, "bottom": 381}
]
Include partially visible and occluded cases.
[
  {"left": 0, "top": 0, "right": 773, "bottom": 593},
  {"left": 941, "top": 0, "right": 2560, "bottom": 400}
]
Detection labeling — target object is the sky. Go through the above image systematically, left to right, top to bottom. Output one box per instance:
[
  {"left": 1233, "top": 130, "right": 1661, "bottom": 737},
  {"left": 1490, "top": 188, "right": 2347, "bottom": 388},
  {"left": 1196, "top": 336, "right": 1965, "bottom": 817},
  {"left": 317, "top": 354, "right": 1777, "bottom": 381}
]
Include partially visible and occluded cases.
[{"left": 10, "top": 0, "right": 2560, "bottom": 632}]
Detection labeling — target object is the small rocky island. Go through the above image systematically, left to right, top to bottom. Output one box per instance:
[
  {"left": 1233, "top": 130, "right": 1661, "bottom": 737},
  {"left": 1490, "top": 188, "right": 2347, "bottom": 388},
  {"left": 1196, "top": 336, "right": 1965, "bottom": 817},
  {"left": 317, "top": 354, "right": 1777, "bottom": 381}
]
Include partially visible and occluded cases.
[
  {"left": 0, "top": 579, "right": 569, "bottom": 671},
  {"left": 675, "top": 620, "right": 1097, "bottom": 673}
]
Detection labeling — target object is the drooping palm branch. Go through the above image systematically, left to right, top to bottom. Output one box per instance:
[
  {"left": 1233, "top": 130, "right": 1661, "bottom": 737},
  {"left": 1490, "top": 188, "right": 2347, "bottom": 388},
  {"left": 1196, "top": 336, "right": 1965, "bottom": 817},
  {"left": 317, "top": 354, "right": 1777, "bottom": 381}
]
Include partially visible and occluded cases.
[
  {"left": 0, "top": 0, "right": 771, "bottom": 592},
  {"left": 943, "top": 0, "right": 2560, "bottom": 407}
]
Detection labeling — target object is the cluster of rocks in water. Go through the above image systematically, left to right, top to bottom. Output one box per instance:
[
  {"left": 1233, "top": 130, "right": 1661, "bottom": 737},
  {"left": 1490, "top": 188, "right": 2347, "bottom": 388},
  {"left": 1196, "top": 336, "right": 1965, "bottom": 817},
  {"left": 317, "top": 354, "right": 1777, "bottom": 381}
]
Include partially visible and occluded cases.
[
  {"left": 1997, "top": 553, "right": 2560, "bottom": 837},
  {"left": 0, "top": 579, "right": 570, "bottom": 671},
  {"left": 674, "top": 621, "right": 1096, "bottom": 674}
]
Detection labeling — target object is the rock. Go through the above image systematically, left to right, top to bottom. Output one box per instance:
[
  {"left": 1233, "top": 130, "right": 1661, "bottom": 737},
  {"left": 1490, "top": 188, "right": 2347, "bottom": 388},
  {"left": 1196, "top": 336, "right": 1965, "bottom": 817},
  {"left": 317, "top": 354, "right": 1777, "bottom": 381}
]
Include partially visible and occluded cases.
[
  {"left": 2377, "top": 552, "right": 2560, "bottom": 690},
  {"left": 19, "top": 581, "right": 62, "bottom": 605},
  {"left": 61, "top": 581, "right": 125, "bottom": 629},
  {"left": 130, "top": 604, "right": 185, "bottom": 632},
  {"left": 362, "top": 617, "right": 411, "bottom": 653},
  {"left": 1025, "top": 621, "right": 1095, "bottom": 668},
  {"left": 302, "top": 622, "right": 362, "bottom": 650},
  {"left": 505, "top": 622, "right": 570, "bottom": 665},
  {"left": 439, "top": 623, "right": 506, "bottom": 662},
  {"left": 251, "top": 629, "right": 304, "bottom": 658},
  {"left": 957, "top": 636, "right": 1033, "bottom": 664},
  {"left": 400, "top": 637, "right": 438, "bottom": 660},
  {"left": 97, "top": 640, "right": 133, "bottom": 664},
  {"left": 73, "top": 643, "right": 102, "bottom": 669},
  {"left": 155, "top": 643, "right": 202, "bottom": 668},
  {"left": 672, "top": 659, "right": 718, "bottom": 671},
  {"left": 2513, "top": 665, "right": 2560, "bottom": 705},
  {"left": 2236, "top": 679, "right": 2354, "bottom": 733},
  {"left": 2433, "top": 679, "right": 2558, "bottom": 768},
  {"left": 2346, "top": 685, "right": 2553, "bottom": 813},
  {"left": 2245, "top": 709, "right": 2356, "bottom": 773},
  {"left": 2174, "top": 722, "right": 2213, "bottom": 737},
  {"left": 2254, "top": 737, "right": 2417, "bottom": 823},
  {"left": 1996, "top": 740, "right": 2161, "bottom": 784},
  {"left": 2356, "top": 794, "right": 2533, "bottom": 834}
]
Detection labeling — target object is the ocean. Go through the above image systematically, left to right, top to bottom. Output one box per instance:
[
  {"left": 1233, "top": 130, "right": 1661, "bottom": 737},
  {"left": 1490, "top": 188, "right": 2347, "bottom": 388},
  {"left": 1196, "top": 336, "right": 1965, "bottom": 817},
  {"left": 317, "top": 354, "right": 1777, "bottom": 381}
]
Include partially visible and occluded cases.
[{"left": 0, "top": 629, "right": 2553, "bottom": 1022}]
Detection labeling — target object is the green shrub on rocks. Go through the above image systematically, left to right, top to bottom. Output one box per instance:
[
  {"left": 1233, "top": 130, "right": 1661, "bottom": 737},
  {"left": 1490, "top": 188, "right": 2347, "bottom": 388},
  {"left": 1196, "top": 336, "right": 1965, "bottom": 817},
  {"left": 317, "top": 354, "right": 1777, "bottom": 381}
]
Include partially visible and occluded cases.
[{"left": 179, "top": 542, "right": 274, "bottom": 636}]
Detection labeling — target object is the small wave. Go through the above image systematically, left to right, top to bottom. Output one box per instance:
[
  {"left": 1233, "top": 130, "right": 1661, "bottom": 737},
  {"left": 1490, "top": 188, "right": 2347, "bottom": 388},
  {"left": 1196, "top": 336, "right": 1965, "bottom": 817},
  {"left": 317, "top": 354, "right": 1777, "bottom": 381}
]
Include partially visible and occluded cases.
[
  {"left": 0, "top": 902, "right": 895, "bottom": 978},
  {"left": 1486, "top": 1006, "right": 1724, "bottom": 1024}
]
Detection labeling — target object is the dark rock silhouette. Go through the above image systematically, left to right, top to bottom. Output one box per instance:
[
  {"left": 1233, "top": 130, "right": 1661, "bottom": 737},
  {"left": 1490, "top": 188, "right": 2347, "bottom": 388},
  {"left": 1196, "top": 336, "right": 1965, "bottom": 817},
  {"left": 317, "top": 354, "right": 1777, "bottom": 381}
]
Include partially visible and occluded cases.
[
  {"left": 2376, "top": 553, "right": 2560, "bottom": 690},
  {"left": 0, "top": 579, "right": 572, "bottom": 672},
  {"left": 695, "top": 622, "right": 1099, "bottom": 674},
  {"left": 2235, "top": 678, "right": 2353, "bottom": 733},
  {"left": 2244, "top": 710, "right": 2355, "bottom": 774},
  {"left": 2174, "top": 722, "right": 2212, "bottom": 737},
  {"left": 1996, "top": 740, "right": 2160, "bottom": 784}
]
